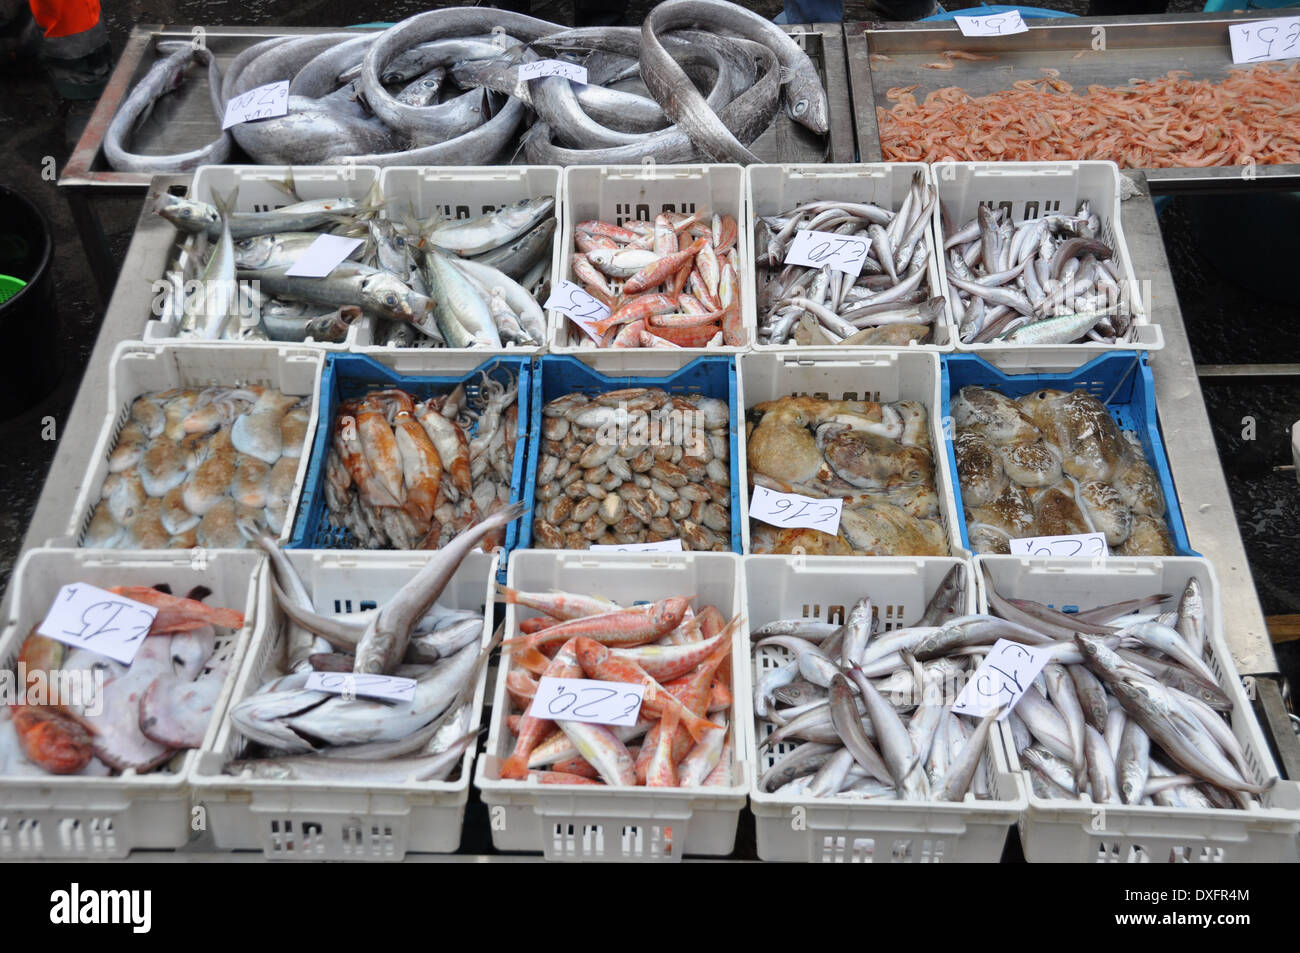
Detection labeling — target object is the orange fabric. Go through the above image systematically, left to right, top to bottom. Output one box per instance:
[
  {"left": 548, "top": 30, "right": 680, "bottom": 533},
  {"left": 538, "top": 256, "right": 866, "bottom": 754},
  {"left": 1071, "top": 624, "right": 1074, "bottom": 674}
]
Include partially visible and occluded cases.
[{"left": 29, "top": 0, "right": 99, "bottom": 38}]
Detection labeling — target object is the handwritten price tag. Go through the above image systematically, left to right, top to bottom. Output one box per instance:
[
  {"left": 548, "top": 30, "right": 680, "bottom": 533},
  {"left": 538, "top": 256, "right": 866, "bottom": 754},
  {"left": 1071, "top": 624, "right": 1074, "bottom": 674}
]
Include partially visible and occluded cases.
[
  {"left": 953, "top": 11, "right": 1028, "bottom": 37},
  {"left": 1228, "top": 16, "right": 1300, "bottom": 64},
  {"left": 518, "top": 60, "right": 589, "bottom": 84},
  {"left": 222, "top": 80, "right": 290, "bottom": 129},
  {"left": 783, "top": 229, "right": 872, "bottom": 278},
  {"left": 283, "top": 234, "right": 365, "bottom": 278},
  {"left": 545, "top": 279, "right": 609, "bottom": 343},
  {"left": 749, "top": 486, "right": 842, "bottom": 534},
  {"left": 1009, "top": 532, "right": 1107, "bottom": 558},
  {"left": 590, "top": 539, "right": 683, "bottom": 553},
  {"left": 37, "top": 584, "right": 158, "bottom": 665},
  {"left": 951, "top": 639, "right": 1049, "bottom": 721},
  {"left": 303, "top": 671, "right": 417, "bottom": 704},
  {"left": 529, "top": 676, "right": 645, "bottom": 726}
]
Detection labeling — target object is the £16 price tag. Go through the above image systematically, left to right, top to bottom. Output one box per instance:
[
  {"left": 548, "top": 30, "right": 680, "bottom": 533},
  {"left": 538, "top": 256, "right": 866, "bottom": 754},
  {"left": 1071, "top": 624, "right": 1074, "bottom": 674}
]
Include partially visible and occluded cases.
[
  {"left": 953, "top": 11, "right": 1028, "bottom": 36},
  {"left": 1228, "top": 16, "right": 1300, "bottom": 65},
  {"left": 518, "top": 60, "right": 589, "bottom": 84},
  {"left": 222, "top": 80, "right": 290, "bottom": 130},
  {"left": 783, "top": 229, "right": 872, "bottom": 278},
  {"left": 545, "top": 279, "right": 609, "bottom": 343},
  {"left": 748, "top": 486, "right": 842, "bottom": 534},
  {"left": 1009, "top": 532, "right": 1107, "bottom": 559},
  {"left": 590, "top": 539, "right": 683, "bottom": 553},
  {"left": 37, "top": 584, "right": 158, "bottom": 665},
  {"left": 951, "top": 639, "right": 1049, "bottom": 720},
  {"left": 303, "top": 671, "right": 417, "bottom": 704},
  {"left": 529, "top": 676, "right": 645, "bottom": 727}
]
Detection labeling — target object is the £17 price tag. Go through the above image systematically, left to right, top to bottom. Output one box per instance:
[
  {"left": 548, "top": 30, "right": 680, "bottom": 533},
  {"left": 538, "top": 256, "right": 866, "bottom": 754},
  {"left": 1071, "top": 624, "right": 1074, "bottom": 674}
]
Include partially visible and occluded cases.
[
  {"left": 953, "top": 11, "right": 1028, "bottom": 36},
  {"left": 1228, "top": 16, "right": 1300, "bottom": 65},
  {"left": 518, "top": 60, "right": 589, "bottom": 84},
  {"left": 222, "top": 80, "right": 290, "bottom": 130},
  {"left": 783, "top": 229, "right": 872, "bottom": 278},
  {"left": 545, "top": 279, "right": 609, "bottom": 343},
  {"left": 748, "top": 486, "right": 842, "bottom": 534},
  {"left": 1009, "top": 532, "right": 1107, "bottom": 559},
  {"left": 590, "top": 539, "right": 683, "bottom": 553},
  {"left": 37, "top": 584, "right": 158, "bottom": 665},
  {"left": 951, "top": 639, "right": 1049, "bottom": 720},
  {"left": 303, "top": 671, "right": 417, "bottom": 704},
  {"left": 529, "top": 677, "right": 645, "bottom": 726}
]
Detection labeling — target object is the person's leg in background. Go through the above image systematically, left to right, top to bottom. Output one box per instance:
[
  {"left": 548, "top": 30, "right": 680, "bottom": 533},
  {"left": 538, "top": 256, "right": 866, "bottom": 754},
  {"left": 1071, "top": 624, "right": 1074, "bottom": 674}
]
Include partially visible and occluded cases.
[{"left": 28, "top": 0, "right": 112, "bottom": 100}]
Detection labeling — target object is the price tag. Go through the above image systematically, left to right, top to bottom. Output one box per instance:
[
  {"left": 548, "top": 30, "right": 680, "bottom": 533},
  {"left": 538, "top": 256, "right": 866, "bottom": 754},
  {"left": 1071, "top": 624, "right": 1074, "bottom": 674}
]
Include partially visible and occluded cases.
[
  {"left": 953, "top": 11, "right": 1028, "bottom": 36},
  {"left": 1228, "top": 16, "right": 1300, "bottom": 64},
  {"left": 518, "top": 60, "right": 589, "bottom": 84},
  {"left": 222, "top": 80, "right": 290, "bottom": 129},
  {"left": 783, "top": 229, "right": 872, "bottom": 278},
  {"left": 283, "top": 234, "right": 365, "bottom": 278},
  {"left": 545, "top": 279, "right": 609, "bottom": 343},
  {"left": 748, "top": 486, "right": 842, "bottom": 534},
  {"left": 1009, "top": 532, "right": 1107, "bottom": 558},
  {"left": 590, "top": 539, "right": 684, "bottom": 553},
  {"left": 36, "top": 584, "right": 158, "bottom": 665},
  {"left": 951, "top": 639, "right": 1049, "bottom": 721},
  {"left": 303, "top": 671, "right": 417, "bottom": 704},
  {"left": 529, "top": 676, "right": 644, "bottom": 726}
]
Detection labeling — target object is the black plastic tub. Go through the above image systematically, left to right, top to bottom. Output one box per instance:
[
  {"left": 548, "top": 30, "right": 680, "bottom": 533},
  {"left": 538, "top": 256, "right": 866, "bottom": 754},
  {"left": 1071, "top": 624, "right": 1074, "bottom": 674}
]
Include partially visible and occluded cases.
[{"left": 0, "top": 184, "right": 57, "bottom": 414}]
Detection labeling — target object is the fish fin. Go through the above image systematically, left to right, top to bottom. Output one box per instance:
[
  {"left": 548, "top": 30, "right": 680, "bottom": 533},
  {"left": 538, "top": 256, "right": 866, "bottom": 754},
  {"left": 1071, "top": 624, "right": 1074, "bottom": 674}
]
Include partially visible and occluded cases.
[
  {"left": 778, "top": 65, "right": 795, "bottom": 85},
  {"left": 269, "top": 168, "right": 300, "bottom": 202},
  {"left": 357, "top": 178, "right": 385, "bottom": 221},
  {"left": 212, "top": 187, "right": 239, "bottom": 222},
  {"left": 494, "top": 582, "right": 518, "bottom": 605},
  {"left": 679, "top": 706, "right": 717, "bottom": 744},
  {"left": 501, "top": 751, "right": 530, "bottom": 780}
]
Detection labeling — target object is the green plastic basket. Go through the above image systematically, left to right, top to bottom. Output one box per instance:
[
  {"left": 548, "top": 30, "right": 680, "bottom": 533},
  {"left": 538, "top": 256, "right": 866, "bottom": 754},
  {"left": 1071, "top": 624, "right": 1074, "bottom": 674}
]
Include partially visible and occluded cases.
[{"left": 0, "top": 274, "right": 26, "bottom": 305}]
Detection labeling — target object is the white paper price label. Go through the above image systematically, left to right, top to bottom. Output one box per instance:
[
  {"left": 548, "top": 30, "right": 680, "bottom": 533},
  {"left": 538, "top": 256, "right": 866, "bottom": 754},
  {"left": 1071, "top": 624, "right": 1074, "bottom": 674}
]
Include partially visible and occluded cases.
[
  {"left": 953, "top": 11, "right": 1028, "bottom": 36},
  {"left": 1228, "top": 16, "right": 1300, "bottom": 64},
  {"left": 518, "top": 60, "right": 589, "bottom": 84},
  {"left": 222, "top": 80, "right": 290, "bottom": 129},
  {"left": 783, "top": 229, "right": 872, "bottom": 278},
  {"left": 283, "top": 234, "right": 365, "bottom": 278},
  {"left": 545, "top": 279, "right": 609, "bottom": 343},
  {"left": 748, "top": 486, "right": 842, "bottom": 534},
  {"left": 1009, "top": 532, "right": 1107, "bottom": 558},
  {"left": 590, "top": 539, "right": 684, "bottom": 553},
  {"left": 37, "top": 584, "right": 158, "bottom": 665},
  {"left": 951, "top": 639, "right": 1049, "bottom": 721},
  {"left": 304, "top": 671, "right": 417, "bottom": 704},
  {"left": 529, "top": 676, "right": 645, "bottom": 726}
]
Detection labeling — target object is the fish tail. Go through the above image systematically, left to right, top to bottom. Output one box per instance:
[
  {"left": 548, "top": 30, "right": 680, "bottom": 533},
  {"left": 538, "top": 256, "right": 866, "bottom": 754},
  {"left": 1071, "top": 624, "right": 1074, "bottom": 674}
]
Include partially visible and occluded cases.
[
  {"left": 270, "top": 167, "right": 299, "bottom": 202},
  {"left": 213, "top": 186, "right": 239, "bottom": 221},
  {"left": 494, "top": 582, "right": 519, "bottom": 605},
  {"left": 679, "top": 706, "right": 718, "bottom": 744},
  {"left": 500, "top": 752, "right": 530, "bottom": 780}
]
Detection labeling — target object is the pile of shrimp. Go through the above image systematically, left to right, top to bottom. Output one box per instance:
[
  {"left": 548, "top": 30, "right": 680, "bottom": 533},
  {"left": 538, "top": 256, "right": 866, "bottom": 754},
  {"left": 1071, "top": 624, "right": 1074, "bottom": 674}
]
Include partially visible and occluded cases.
[{"left": 878, "top": 62, "right": 1300, "bottom": 168}]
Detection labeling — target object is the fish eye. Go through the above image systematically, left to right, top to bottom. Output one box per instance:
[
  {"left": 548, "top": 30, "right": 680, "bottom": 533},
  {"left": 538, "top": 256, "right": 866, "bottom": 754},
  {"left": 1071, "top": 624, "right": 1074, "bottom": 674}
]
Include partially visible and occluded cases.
[
  {"left": 794, "top": 100, "right": 808, "bottom": 115},
  {"left": 385, "top": 294, "right": 397, "bottom": 306}
]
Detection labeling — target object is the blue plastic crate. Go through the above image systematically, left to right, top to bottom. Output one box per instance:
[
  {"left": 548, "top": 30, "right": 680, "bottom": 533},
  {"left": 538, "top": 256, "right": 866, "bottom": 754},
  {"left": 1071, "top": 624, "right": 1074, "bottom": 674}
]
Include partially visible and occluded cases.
[
  {"left": 940, "top": 351, "right": 1198, "bottom": 556},
  {"left": 288, "top": 353, "right": 532, "bottom": 560},
  {"left": 522, "top": 355, "right": 742, "bottom": 554}
]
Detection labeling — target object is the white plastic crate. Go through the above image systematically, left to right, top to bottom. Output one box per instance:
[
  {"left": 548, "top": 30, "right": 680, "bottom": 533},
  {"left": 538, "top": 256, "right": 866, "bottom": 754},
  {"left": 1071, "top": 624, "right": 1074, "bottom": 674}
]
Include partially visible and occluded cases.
[
  {"left": 933, "top": 161, "right": 1163, "bottom": 371},
  {"left": 747, "top": 163, "right": 952, "bottom": 351},
  {"left": 548, "top": 164, "right": 753, "bottom": 372},
  {"left": 146, "top": 165, "right": 379, "bottom": 349},
  {"left": 354, "top": 165, "right": 560, "bottom": 361},
  {"left": 61, "top": 342, "right": 324, "bottom": 550},
  {"left": 738, "top": 350, "right": 965, "bottom": 557},
  {"left": 0, "top": 548, "right": 261, "bottom": 858},
  {"left": 190, "top": 549, "right": 498, "bottom": 860},
  {"left": 475, "top": 549, "right": 750, "bottom": 861},
  {"left": 747, "top": 554, "right": 1027, "bottom": 862},
  {"left": 977, "top": 554, "right": 1300, "bottom": 863}
]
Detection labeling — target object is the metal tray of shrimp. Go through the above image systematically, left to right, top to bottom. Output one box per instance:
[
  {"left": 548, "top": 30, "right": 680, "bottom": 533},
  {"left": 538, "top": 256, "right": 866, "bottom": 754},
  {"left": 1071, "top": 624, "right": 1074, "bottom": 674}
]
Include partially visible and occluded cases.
[
  {"left": 845, "top": 11, "right": 1300, "bottom": 192},
  {"left": 61, "top": 21, "right": 855, "bottom": 192}
]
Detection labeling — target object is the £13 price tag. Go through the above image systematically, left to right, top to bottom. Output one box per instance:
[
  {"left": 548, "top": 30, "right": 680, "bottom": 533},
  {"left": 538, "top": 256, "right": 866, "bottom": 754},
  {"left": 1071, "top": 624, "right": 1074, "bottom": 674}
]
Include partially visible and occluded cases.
[
  {"left": 953, "top": 11, "right": 1028, "bottom": 36},
  {"left": 1228, "top": 16, "right": 1300, "bottom": 64},
  {"left": 518, "top": 59, "right": 589, "bottom": 84},
  {"left": 222, "top": 80, "right": 290, "bottom": 129},
  {"left": 783, "top": 229, "right": 872, "bottom": 278},
  {"left": 283, "top": 234, "right": 365, "bottom": 278},
  {"left": 545, "top": 279, "right": 609, "bottom": 343},
  {"left": 748, "top": 486, "right": 842, "bottom": 534},
  {"left": 1009, "top": 532, "right": 1107, "bottom": 559},
  {"left": 590, "top": 539, "right": 683, "bottom": 553},
  {"left": 37, "top": 584, "right": 158, "bottom": 665},
  {"left": 951, "top": 639, "right": 1049, "bottom": 721},
  {"left": 303, "top": 671, "right": 417, "bottom": 704},
  {"left": 529, "top": 676, "right": 645, "bottom": 726}
]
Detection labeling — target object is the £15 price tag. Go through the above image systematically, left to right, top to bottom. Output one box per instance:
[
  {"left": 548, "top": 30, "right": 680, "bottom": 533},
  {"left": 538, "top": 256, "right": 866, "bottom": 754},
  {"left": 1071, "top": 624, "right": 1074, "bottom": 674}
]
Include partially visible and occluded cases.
[
  {"left": 953, "top": 11, "right": 1028, "bottom": 36},
  {"left": 1228, "top": 16, "right": 1300, "bottom": 65},
  {"left": 518, "top": 60, "right": 589, "bottom": 84},
  {"left": 222, "top": 80, "right": 290, "bottom": 130},
  {"left": 783, "top": 229, "right": 872, "bottom": 278},
  {"left": 283, "top": 234, "right": 365, "bottom": 278},
  {"left": 545, "top": 279, "right": 609, "bottom": 343},
  {"left": 748, "top": 486, "right": 842, "bottom": 534},
  {"left": 1009, "top": 532, "right": 1107, "bottom": 559},
  {"left": 590, "top": 539, "right": 683, "bottom": 553},
  {"left": 37, "top": 584, "right": 158, "bottom": 665},
  {"left": 951, "top": 639, "right": 1049, "bottom": 720},
  {"left": 303, "top": 671, "right": 417, "bottom": 704},
  {"left": 529, "top": 676, "right": 645, "bottom": 726}
]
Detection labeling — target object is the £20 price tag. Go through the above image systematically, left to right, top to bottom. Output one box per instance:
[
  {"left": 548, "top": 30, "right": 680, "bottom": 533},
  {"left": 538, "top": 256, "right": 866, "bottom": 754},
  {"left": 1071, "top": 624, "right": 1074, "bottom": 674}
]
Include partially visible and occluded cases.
[
  {"left": 953, "top": 11, "right": 1028, "bottom": 36},
  {"left": 1228, "top": 16, "right": 1300, "bottom": 65},
  {"left": 518, "top": 60, "right": 589, "bottom": 84},
  {"left": 222, "top": 80, "right": 290, "bottom": 130},
  {"left": 783, "top": 229, "right": 871, "bottom": 278},
  {"left": 545, "top": 279, "right": 609, "bottom": 343},
  {"left": 748, "top": 486, "right": 842, "bottom": 534},
  {"left": 1009, "top": 532, "right": 1107, "bottom": 559},
  {"left": 590, "top": 539, "right": 683, "bottom": 553},
  {"left": 37, "top": 583, "right": 158, "bottom": 665},
  {"left": 951, "top": 639, "right": 1049, "bottom": 721},
  {"left": 303, "top": 671, "right": 417, "bottom": 704},
  {"left": 529, "top": 677, "right": 645, "bottom": 727}
]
